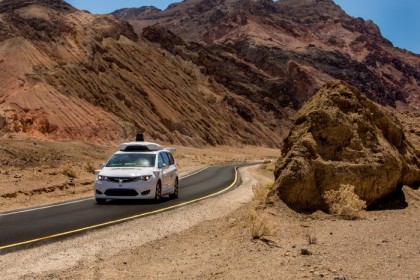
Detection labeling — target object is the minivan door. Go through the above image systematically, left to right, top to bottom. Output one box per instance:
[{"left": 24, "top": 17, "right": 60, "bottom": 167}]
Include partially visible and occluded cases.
[{"left": 159, "top": 152, "right": 171, "bottom": 192}]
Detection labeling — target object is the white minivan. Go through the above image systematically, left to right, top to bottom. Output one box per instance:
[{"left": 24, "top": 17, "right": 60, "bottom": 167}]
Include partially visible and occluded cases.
[{"left": 94, "top": 142, "right": 178, "bottom": 204}]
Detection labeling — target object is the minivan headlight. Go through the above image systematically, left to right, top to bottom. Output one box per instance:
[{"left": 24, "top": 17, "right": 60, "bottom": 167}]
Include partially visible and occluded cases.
[
  {"left": 97, "top": 175, "right": 109, "bottom": 181},
  {"left": 134, "top": 175, "right": 152, "bottom": 181}
]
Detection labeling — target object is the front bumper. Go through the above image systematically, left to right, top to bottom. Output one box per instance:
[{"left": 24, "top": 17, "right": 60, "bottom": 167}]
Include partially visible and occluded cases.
[{"left": 94, "top": 178, "right": 157, "bottom": 200}]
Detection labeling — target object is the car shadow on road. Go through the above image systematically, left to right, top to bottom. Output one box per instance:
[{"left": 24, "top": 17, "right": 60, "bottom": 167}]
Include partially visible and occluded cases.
[{"left": 102, "top": 197, "right": 175, "bottom": 205}]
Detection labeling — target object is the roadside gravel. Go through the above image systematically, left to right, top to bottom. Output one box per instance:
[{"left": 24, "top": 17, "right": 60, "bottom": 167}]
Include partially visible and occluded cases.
[{"left": 0, "top": 165, "right": 268, "bottom": 279}]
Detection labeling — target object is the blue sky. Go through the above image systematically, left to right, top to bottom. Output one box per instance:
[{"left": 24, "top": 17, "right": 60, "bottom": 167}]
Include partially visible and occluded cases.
[
  {"left": 66, "top": 0, "right": 420, "bottom": 54},
  {"left": 334, "top": 0, "right": 419, "bottom": 54}
]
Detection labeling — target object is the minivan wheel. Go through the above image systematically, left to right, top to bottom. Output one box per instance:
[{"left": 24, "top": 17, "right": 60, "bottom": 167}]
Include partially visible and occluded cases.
[
  {"left": 169, "top": 179, "right": 179, "bottom": 199},
  {"left": 155, "top": 181, "right": 162, "bottom": 203}
]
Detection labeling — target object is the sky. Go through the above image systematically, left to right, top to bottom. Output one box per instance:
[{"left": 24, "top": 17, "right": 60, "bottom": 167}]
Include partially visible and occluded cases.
[{"left": 65, "top": 0, "right": 420, "bottom": 54}]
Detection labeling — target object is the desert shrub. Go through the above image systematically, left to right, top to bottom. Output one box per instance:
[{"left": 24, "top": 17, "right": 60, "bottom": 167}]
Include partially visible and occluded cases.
[
  {"left": 261, "top": 160, "right": 276, "bottom": 172},
  {"left": 85, "top": 162, "right": 96, "bottom": 174},
  {"left": 261, "top": 163, "right": 275, "bottom": 172},
  {"left": 61, "top": 166, "right": 78, "bottom": 179},
  {"left": 252, "top": 183, "right": 272, "bottom": 202},
  {"left": 250, "top": 184, "right": 278, "bottom": 239},
  {"left": 323, "top": 184, "right": 366, "bottom": 219},
  {"left": 249, "top": 210, "right": 275, "bottom": 239},
  {"left": 306, "top": 232, "right": 317, "bottom": 245}
]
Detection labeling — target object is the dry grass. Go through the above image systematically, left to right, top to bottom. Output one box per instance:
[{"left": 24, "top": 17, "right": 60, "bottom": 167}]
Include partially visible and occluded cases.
[
  {"left": 85, "top": 162, "right": 97, "bottom": 174},
  {"left": 261, "top": 163, "right": 275, "bottom": 172},
  {"left": 61, "top": 166, "right": 78, "bottom": 179},
  {"left": 249, "top": 183, "right": 278, "bottom": 240},
  {"left": 252, "top": 183, "right": 273, "bottom": 202},
  {"left": 323, "top": 184, "right": 366, "bottom": 220},
  {"left": 248, "top": 209, "right": 276, "bottom": 239},
  {"left": 306, "top": 232, "right": 317, "bottom": 245}
]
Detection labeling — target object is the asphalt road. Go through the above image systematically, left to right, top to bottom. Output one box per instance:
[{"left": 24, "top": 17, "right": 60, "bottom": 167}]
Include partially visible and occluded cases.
[{"left": 0, "top": 165, "right": 243, "bottom": 252}]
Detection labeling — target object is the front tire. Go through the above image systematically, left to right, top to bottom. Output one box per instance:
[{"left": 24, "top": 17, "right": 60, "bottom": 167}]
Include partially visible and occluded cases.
[
  {"left": 169, "top": 179, "right": 179, "bottom": 199},
  {"left": 155, "top": 181, "right": 162, "bottom": 203},
  {"left": 96, "top": 198, "right": 106, "bottom": 204}
]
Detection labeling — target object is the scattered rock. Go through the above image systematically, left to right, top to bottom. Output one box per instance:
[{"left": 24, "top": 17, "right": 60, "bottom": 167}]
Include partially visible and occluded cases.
[
  {"left": 67, "top": 180, "right": 76, "bottom": 187},
  {"left": 80, "top": 180, "right": 94, "bottom": 186},
  {"left": 2, "top": 193, "right": 17, "bottom": 198},
  {"left": 300, "top": 247, "right": 312, "bottom": 255}
]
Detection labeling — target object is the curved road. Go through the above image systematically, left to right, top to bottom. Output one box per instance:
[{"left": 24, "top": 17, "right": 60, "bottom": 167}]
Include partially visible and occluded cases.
[{"left": 0, "top": 164, "right": 246, "bottom": 252}]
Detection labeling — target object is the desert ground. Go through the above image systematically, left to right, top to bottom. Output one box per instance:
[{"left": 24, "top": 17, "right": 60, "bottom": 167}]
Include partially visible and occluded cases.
[{"left": 1, "top": 117, "right": 420, "bottom": 279}]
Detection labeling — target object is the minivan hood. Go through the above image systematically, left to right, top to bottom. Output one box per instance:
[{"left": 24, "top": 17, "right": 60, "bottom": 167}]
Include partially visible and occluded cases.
[{"left": 99, "top": 167, "right": 154, "bottom": 177}]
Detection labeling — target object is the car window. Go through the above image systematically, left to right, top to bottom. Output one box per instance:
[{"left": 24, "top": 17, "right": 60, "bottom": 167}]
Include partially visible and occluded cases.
[
  {"left": 161, "top": 152, "right": 170, "bottom": 166},
  {"left": 167, "top": 152, "right": 175, "bottom": 165},
  {"left": 106, "top": 153, "right": 155, "bottom": 167},
  {"left": 158, "top": 153, "right": 164, "bottom": 168}
]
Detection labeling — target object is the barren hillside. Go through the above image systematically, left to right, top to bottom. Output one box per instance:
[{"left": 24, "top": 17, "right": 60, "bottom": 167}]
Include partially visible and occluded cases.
[
  {"left": 0, "top": 0, "right": 282, "bottom": 146},
  {"left": 1, "top": 0, "right": 419, "bottom": 147}
]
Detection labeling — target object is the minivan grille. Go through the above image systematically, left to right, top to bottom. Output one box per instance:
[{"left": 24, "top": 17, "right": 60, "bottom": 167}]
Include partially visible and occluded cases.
[
  {"left": 107, "top": 177, "right": 137, "bottom": 183},
  {"left": 104, "top": 189, "right": 139, "bottom": 196}
]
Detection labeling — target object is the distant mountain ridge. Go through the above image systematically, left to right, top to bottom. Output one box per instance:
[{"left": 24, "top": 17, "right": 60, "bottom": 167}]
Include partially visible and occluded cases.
[
  {"left": 116, "top": 0, "right": 420, "bottom": 111},
  {"left": 111, "top": 6, "right": 161, "bottom": 21}
]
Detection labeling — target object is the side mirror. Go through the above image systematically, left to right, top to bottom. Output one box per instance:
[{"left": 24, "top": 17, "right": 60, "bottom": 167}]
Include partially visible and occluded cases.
[
  {"left": 158, "top": 162, "right": 167, "bottom": 169},
  {"left": 100, "top": 163, "right": 106, "bottom": 169}
]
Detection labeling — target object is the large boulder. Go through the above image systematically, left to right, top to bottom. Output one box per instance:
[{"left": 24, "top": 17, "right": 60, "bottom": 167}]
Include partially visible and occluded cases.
[{"left": 269, "top": 81, "right": 420, "bottom": 211}]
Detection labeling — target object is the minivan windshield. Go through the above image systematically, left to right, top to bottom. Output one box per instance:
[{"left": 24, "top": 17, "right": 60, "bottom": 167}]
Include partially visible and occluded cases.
[{"left": 106, "top": 153, "right": 156, "bottom": 168}]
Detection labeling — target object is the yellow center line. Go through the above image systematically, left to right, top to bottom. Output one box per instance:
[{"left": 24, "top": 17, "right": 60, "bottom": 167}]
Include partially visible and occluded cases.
[{"left": 0, "top": 167, "right": 239, "bottom": 251}]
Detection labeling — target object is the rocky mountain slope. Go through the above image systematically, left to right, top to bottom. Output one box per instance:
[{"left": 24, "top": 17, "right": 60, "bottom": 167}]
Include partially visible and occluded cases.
[
  {"left": 0, "top": 0, "right": 281, "bottom": 146},
  {"left": 1, "top": 0, "right": 418, "bottom": 146},
  {"left": 116, "top": 0, "right": 420, "bottom": 115}
]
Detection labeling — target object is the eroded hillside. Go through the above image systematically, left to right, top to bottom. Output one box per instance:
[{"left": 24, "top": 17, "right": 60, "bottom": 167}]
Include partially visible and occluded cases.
[{"left": 0, "top": 0, "right": 281, "bottom": 146}]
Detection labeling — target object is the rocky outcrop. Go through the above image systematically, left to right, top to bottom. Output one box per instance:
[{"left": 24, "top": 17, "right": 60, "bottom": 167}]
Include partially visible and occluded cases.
[{"left": 269, "top": 81, "right": 420, "bottom": 211}]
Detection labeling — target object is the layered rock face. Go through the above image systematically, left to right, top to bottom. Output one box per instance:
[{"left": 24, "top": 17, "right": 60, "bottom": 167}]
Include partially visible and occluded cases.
[
  {"left": 0, "top": 0, "right": 281, "bottom": 146},
  {"left": 269, "top": 81, "right": 420, "bottom": 211}
]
